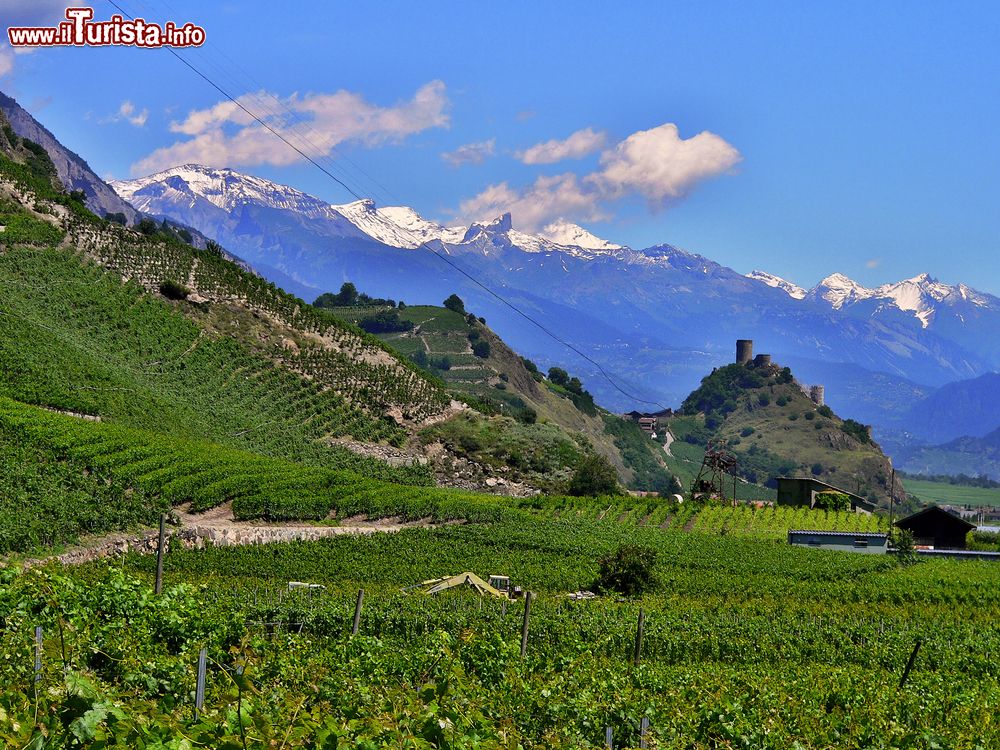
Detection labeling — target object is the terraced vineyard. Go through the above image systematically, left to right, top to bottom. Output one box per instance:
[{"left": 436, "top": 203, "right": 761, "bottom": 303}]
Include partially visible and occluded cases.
[
  {"left": 690, "top": 503, "right": 887, "bottom": 539},
  {"left": 5, "top": 517, "right": 1000, "bottom": 747}
]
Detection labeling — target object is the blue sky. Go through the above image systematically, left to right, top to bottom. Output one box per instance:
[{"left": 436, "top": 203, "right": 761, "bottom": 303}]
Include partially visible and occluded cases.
[{"left": 3, "top": 0, "right": 1000, "bottom": 293}]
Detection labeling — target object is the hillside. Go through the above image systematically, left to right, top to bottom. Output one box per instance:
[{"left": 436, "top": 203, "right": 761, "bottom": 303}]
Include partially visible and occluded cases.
[
  {"left": 314, "top": 293, "right": 678, "bottom": 493},
  {"left": 667, "top": 359, "right": 902, "bottom": 505},
  {"left": 898, "top": 428, "right": 1000, "bottom": 482}
]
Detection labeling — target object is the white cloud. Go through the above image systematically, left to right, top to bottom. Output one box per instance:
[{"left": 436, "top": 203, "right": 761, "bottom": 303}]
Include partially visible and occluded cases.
[
  {"left": 132, "top": 81, "right": 450, "bottom": 175},
  {"left": 101, "top": 100, "right": 149, "bottom": 127},
  {"left": 458, "top": 122, "right": 740, "bottom": 230},
  {"left": 595, "top": 123, "right": 741, "bottom": 204},
  {"left": 517, "top": 127, "right": 606, "bottom": 165},
  {"left": 441, "top": 138, "right": 495, "bottom": 167},
  {"left": 459, "top": 173, "right": 608, "bottom": 233},
  {"left": 866, "top": 258, "right": 881, "bottom": 269}
]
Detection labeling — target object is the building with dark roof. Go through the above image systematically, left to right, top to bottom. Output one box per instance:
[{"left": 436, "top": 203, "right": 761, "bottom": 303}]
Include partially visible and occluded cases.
[
  {"left": 776, "top": 477, "right": 877, "bottom": 514},
  {"left": 895, "top": 506, "right": 976, "bottom": 550}
]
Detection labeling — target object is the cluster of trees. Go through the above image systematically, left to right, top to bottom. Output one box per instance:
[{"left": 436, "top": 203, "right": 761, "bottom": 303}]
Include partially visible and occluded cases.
[
  {"left": 315, "top": 282, "right": 401, "bottom": 309},
  {"left": 547, "top": 367, "right": 597, "bottom": 415},
  {"left": 840, "top": 418, "right": 873, "bottom": 445}
]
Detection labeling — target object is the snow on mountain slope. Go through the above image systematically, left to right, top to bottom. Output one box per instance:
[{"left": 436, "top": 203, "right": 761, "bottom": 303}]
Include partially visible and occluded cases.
[
  {"left": 112, "top": 163, "right": 998, "bottom": 334},
  {"left": 113, "top": 164, "right": 337, "bottom": 216},
  {"left": 540, "top": 219, "right": 622, "bottom": 252},
  {"left": 746, "top": 270, "right": 807, "bottom": 299},
  {"left": 804, "top": 272, "right": 1000, "bottom": 328},
  {"left": 809, "top": 273, "right": 877, "bottom": 309}
]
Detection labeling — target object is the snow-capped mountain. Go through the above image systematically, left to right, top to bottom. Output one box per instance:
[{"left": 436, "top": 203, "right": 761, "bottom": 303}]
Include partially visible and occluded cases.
[
  {"left": 111, "top": 163, "right": 1000, "bottom": 428},
  {"left": 540, "top": 219, "right": 622, "bottom": 252},
  {"left": 746, "top": 270, "right": 807, "bottom": 299},
  {"left": 802, "top": 271, "right": 998, "bottom": 329}
]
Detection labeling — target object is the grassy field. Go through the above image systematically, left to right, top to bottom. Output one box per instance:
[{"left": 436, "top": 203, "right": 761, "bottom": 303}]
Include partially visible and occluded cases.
[{"left": 904, "top": 476, "right": 1000, "bottom": 507}]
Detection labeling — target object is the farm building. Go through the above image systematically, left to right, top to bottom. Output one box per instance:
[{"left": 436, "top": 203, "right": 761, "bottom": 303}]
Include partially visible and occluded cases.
[
  {"left": 776, "top": 477, "right": 877, "bottom": 514},
  {"left": 895, "top": 506, "right": 976, "bottom": 550},
  {"left": 788, "top": 530, "right": 888, "bottom": 554}
]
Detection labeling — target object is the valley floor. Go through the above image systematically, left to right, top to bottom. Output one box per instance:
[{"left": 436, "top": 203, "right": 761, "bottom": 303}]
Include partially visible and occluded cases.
[{"left": 2, "top": 510, "right": 998, "bottom": 748}]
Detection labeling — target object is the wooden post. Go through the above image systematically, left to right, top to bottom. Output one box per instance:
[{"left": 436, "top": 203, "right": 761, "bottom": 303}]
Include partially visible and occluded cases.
[
  {"left": 154, "top": 513, "right": 166, "bottom": 595},
  {"left": 352, "top": 589, "right": 364, "bottom": 636},
  {"left": 520, "top": 592, "right": 533, "bottom": 658},
  {"left": 501, "top": 600, "right": 508, "bottom": 617},
  {"left": 633, "top": 608, "right": 645, "bottom": 666},
  {"left": 34, "top": 625, "right": 42, "bottom": 684},
  {"left": 899, "top": 638, "right": 922, "bottom": 689},
  {"left": 195, "top": 647, "right": 207, "bottom": 719},
  {"left": 639, "top": 716, "right": 649, "bottom": 748},
  {"left": 604, "top": 726, "right": 613, "bottom": 748}
]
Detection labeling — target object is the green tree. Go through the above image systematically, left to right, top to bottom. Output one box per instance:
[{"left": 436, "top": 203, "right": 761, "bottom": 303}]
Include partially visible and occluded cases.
[
  {"left": 444, "top": 294, "right": 466, "bottom": 314},
  {"left": 472, "top": 340, "right": 491, "bottom": 359},
  {"left": 547, "top": 367, "right": 569, "bottom": 387},
  {"left": 568, "top": 453, "right": 619, "bottom": 497},
  {"left": 596, "top": 544, "right": 659, "bottom": 596}
]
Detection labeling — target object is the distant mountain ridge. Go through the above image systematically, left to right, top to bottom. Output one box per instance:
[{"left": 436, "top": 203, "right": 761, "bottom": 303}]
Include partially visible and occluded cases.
[{"left": 110, "top": 163, "right": 1000, "bottom": 466}]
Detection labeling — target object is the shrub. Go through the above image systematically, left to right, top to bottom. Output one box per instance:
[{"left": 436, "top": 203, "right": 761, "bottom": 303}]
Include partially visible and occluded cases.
[
  {"left": 158, "top": 280, "right": 190, "bottom": 300},
  {"left": 472, "top": 340, "right": 491, "bottom": 359},
  {"left": 757, "top": 394, "right": 770, "bottom": 407},
  {"left": 776, "top": 396, "right": 789, "bottom": 407},
  {"left": 817, "top": 405, "right": 834, "bottom": 418},
  {"left": 804, "top": 411, "right": 816, "bottom": 420},
  {"left": 841, "top": 419, "right": 872, "bottom": 445},
  {"left": 740, "top": 427, "right": 755, "bottom": 437},
  {"left": 568, "top": 453, "right": 619, "bottom": 497},
  {"left": 811, "top": 462, "right": 824, "bottom": 476},
  {"left": 813, "top": 491, "right": 850, "bottom": 511},
  {"left": 596, "top": 545, "right": 659, "bottom": 596}
]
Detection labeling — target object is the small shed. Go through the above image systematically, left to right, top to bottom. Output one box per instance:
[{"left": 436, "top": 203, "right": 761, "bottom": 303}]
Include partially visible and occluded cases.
[
  {"left": 776, "top": 477, "right": 876, "bottom": 514},
  {"left": 895, "top": 506, "right": 975, "bottom": 550},
  {"left": 788, "top": 530, "right": 888, "bottom": 554}
]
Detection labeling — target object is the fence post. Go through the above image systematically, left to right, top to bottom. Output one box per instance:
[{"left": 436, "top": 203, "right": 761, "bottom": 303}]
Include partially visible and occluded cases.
[
  {"left": 154, "top": 513, "right": 167, "bottom": 595},
  {"left": 352, "top": 589, "right": 364, "bottom": 636},
  {"left": 520, "top": 592, "right": 533, "bottom": 659},
  {"left": 633, "top": 608, "right": 645, "bottom": 666},
  {"left": 34, "top": 625, "right": 42, "bottom": 684},
  {"left": 899, "top": 638, "right": 922, "bottom": 689},
  {"left": 195, "top": 647, "right": 207, "bottom": 719},
  {"left": 639, "top": 716, "right": 649, "bottom": 748},
  {"left": 604, "top": 725, "right": 613, "bottom": 748}
]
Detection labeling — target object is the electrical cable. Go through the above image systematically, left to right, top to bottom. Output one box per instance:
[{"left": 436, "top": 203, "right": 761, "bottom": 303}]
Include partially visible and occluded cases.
[{"left": 104, "top": 0, "right": 668, "bottom": 410}]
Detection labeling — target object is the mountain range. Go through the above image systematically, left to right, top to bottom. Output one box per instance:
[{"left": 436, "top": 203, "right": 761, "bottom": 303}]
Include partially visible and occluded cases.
[{"left": 110, "top": 165, "right": 1000, "bottom": 421}]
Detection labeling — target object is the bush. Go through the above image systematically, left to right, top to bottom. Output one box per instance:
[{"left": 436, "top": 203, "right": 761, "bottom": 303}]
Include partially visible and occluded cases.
[
  {"left": 137, "top": 217, "right": 158, "bottom": 236},
  {"left": 158, "top": 280, "right": 190, "bottom": 300},
  {"left": 472, "top": 340, "right": 491, "bottom": 359},
  {"left": 757, "top": 394, "right": 770, "bottom": 407},
  {"left": 817, "top": 405, "right": 834, "bottom": 418},
  {"left": 841, "top": 419, "right": 872, "bottom": 445},
  {"left": 740, "top": 427, "right": 755, "bottom": 437},
  {"left": 568, "top": 453, "right": 619, "bottom": 497},
  {"left": 810, "top": 462, "right": 823, "bottom": 476},
  {"left": 813, "top": 491, "right": 850, "bottom": 511},
  {"left": 596, "top": 545, "right": 659, "bottom": 596}
]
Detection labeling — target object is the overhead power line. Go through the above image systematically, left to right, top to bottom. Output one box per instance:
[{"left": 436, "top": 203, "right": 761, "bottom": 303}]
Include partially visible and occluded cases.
[{"left": 104, "top": 0, "right": 668, "bottom": 410}]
